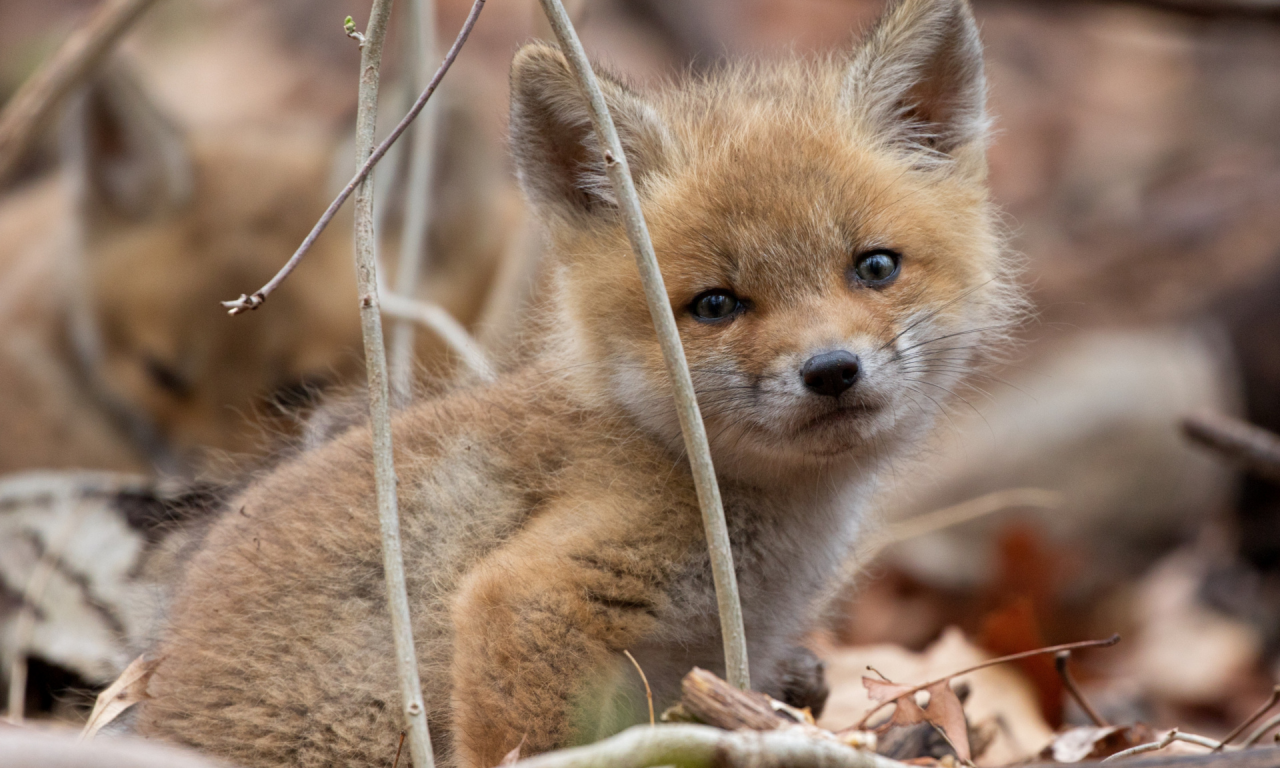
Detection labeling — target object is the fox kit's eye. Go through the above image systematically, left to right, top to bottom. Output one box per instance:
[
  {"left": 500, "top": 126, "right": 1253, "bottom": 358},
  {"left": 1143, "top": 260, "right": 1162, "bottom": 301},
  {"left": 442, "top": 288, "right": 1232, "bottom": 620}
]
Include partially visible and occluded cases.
[
  {"left": 852, "top": 249, "right": 902, "bottom": 286},
  {"left": 691, "top": 290, "right": 742, "bottom": 322}
]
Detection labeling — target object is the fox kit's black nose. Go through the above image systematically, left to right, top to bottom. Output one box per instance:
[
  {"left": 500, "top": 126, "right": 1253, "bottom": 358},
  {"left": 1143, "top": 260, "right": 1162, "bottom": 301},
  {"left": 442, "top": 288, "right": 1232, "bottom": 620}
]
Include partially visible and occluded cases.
[{"left": 802, "top": 351, "right": 860, "bottom": 397}]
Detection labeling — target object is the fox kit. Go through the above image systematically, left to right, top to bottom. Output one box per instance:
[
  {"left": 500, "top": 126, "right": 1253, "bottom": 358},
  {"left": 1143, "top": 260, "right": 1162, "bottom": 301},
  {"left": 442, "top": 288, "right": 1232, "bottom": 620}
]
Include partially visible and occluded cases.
[
  {"left": 138, "top": 0, "right": 1016, "bottom": 764},
  {"left": 0, "top": 63, "right": 518, "bottom": 475},
  {"left": 0, "top": 64, "right": 362, "bottom": 474}
]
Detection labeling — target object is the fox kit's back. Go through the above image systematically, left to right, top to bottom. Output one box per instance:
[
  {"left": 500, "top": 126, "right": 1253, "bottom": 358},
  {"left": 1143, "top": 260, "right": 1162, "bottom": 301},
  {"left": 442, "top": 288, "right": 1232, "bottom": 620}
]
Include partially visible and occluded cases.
[{"left": 138, "top": 0, "right": 1020, "bottom": 764}]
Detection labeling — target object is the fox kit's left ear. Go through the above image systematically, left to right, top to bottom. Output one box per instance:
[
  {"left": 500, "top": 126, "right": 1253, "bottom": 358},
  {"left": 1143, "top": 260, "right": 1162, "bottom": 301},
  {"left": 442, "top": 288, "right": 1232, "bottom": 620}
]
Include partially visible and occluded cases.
[
  {"left": 844, "top": 0, "right": 988, "bottom": 165},
  {"left": 509, "top": 43, "right": 673, "bottom": 222},
  {"left": 62, "top": 59, "right": 193, "bottom": 222}
]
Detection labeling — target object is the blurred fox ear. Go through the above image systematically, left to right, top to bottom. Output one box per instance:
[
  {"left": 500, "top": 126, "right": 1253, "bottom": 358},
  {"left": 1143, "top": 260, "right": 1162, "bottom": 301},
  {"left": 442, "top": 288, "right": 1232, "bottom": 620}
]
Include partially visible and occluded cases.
[
  {"left": 843, "top": 0, "right": 988, "bottom": 160},
  {"left": 508, "top": 43, "right": 672, "bottom": 221},
  {"left": 63, "top": 60, "right": 192, "bottom": 221}
]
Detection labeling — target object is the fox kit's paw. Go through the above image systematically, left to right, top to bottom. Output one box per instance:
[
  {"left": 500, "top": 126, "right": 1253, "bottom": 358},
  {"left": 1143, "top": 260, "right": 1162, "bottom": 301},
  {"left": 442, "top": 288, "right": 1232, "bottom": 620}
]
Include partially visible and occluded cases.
[{"left": 774, "top": 645, "right": 830, "bottom": 719}]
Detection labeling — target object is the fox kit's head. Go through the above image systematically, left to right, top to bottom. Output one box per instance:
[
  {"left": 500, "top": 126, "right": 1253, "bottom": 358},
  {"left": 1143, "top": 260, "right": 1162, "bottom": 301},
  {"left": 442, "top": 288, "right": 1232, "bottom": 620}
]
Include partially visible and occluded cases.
[
  {"left": 512, "top": 0, "right": 1018, "bottom": 479},
  {"left": 61, "top": 65, "right": 361, "bottom": 468}
]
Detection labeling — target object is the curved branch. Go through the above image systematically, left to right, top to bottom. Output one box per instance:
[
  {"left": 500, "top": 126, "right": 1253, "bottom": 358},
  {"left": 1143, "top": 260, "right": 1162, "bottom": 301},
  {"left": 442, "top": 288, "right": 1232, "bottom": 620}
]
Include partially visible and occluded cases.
[
  {"left": 221, "top": 0, "right": 487, "bottom": 315},
  {"left": 534, "top": 0, "right": 750, "bottom": 691},
  {"left": 380, "top": 293, "right": 495, "bottom": 382}
]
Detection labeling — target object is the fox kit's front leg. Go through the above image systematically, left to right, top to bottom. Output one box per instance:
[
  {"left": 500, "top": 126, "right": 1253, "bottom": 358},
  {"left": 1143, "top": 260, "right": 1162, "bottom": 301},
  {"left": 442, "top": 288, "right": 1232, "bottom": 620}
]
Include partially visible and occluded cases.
[{"left": 450, "top": 497, "right": 694, "bottom": 767}]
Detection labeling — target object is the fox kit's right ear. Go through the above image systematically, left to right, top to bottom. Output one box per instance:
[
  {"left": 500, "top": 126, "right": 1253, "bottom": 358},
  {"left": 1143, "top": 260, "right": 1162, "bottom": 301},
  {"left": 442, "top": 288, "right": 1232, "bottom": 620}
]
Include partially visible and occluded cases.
[
  {"left": 843, "top": 0, "right": 988, "bottom": 166},
  {"left": 509, "top": 43, "right": 672, "bottom": 221},
  {"left": 62, "top": 60, "right": 192, "bottom": 221}
]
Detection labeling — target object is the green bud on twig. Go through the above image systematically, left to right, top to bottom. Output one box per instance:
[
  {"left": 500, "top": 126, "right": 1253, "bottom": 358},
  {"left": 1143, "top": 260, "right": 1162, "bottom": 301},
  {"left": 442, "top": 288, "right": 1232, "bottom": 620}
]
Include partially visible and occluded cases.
[{"left": 343, "top": 16, "right": 366, "bottom": 45}]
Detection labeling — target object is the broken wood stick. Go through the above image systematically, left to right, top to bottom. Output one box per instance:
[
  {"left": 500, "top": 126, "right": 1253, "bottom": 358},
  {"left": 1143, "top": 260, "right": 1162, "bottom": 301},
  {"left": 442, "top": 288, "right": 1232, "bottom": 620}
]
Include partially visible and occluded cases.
[{"left": 680, "top": 667, "right": 803, "bottom": 731}]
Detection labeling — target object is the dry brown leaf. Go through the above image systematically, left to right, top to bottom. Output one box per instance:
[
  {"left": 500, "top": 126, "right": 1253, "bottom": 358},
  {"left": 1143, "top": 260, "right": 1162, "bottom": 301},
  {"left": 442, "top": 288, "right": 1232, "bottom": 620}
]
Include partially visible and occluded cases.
[
  {"left": 821, "top": 628, "right": 1054, "bottom": 766},
  {"left": 79, "top": 654, "right": 159, "bottom": 739},
  {"left": 862, "top": 676, "right": 971, "bottom": 762},
  {"left": 864, "top": 677, "right": 928, "bottom": 728},
  {"left": 922, "top": 680, "right": 972, "bottom": 762}
]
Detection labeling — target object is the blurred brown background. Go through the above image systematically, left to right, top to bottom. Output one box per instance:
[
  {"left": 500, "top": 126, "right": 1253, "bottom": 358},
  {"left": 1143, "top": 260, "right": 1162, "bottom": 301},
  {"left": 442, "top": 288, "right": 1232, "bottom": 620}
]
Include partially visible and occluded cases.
[{"left": 3, "top": 0, "right": 1280, "bottom": 756}]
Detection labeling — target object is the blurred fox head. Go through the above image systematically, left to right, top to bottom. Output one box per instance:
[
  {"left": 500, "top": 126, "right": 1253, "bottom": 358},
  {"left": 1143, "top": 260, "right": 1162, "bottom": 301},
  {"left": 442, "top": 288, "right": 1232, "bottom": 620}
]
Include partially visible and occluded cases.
[
  {"left": 511, "top": 0, "right": 1019, "bottom": 479},
  {"left": 62, "top": 65, "right": 361, "bottom": 468}
]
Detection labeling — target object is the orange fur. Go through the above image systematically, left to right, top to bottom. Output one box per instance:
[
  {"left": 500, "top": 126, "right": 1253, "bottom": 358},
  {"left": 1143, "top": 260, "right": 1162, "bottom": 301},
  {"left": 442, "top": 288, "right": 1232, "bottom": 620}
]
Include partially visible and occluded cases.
[{"left": 138, "top": 0, "right": 1021, "bottom": 764}]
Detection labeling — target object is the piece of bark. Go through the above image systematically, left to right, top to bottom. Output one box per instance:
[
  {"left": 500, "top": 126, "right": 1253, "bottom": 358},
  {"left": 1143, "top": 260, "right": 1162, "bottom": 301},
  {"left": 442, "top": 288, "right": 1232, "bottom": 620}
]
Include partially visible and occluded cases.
[{"left": 681, "top": 667, "right": 795, "bottom": 730}]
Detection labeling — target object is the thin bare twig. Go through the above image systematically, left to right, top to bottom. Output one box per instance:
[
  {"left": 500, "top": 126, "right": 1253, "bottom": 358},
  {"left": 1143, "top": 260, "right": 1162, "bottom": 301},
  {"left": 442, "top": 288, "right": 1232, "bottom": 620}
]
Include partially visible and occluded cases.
[
  {"left": 0, "top": 0, "right": 160, "bottom": 185},
  {"left": 221, "top": 0, "right": 487, "bottom": 315},
  {"left": 389, "top": 0, "right": 442, "bottom": 404},
  {"left": 532, "top": 0, "right": 589, "bottom": 40},
  {"left": 536, "top": 0, "right": 750, "bottom": 692},
  {"left": 347, "top": 4, "right": 435, "bottom": 768},
  {"left": 381, "top": 292, "right": 495, "bottom": 382},
  {"left": 1182, "top": 413, "right": 1280, "bottom": 485},
  {"left": 884, "top": 488, "right": 1063, "bottom": 543},
  {"left": 850, "top": 635, "right": 1121, "bottom": 730},
  {"left": 624, "top": 650, "right": 656, "bottom": 726},
  {"left": 1056, "top": 650, "right": 1109, "bottom": 727},
  {"left": 1216, "top": 685, "right": 1280, "bottom": 751},
  {"left": 1243, "top": 713, "right": 1280, "bottom": 748},
  {"left": 508, "top": 723, "right": 905, "bottom": 768},
  {"left": 1103, "top": 730, "right": 1220, "bottom": 761},
  {"left": 1104, "top": 730, "right": 1182, "bottom": 762},
  {"left": 392, "top": 732, "right": 406, "bottom": 768},
  {"left": 1177, "top": 734, "right": 1230, "bottom": 751}
]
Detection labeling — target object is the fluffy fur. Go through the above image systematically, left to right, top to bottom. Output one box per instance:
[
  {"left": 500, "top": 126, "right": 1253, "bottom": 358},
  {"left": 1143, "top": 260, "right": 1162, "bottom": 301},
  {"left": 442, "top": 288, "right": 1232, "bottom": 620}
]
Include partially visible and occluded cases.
[{"left": 136, "top": 0, "right": 1020, "bottom": 764}]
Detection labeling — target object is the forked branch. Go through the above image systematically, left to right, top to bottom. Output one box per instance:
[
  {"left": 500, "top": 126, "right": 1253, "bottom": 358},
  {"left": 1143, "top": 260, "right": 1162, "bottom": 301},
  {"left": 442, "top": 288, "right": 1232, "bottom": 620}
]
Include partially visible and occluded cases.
[
  {"left": 221, "top": 0, "right": 486, "bottom": 315},
  {"left": 534, "top": 0, "right": 751, "bottom": 691},
  {"left": 380, "top": 293, "right": 495, "bottom": 382},
  {"left": 849, "top": 635, "right": 1120, "bottom": 730}
]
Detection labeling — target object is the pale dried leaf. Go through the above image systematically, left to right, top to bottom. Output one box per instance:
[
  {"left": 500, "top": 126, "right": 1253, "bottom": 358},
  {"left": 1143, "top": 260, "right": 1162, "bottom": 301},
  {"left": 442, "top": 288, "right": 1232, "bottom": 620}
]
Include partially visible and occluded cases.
[
  {"left": 820, "top": 628, "right": 1054, "bottom": 766},
  {"left": 80, "top": 655, "right": 159, "bottom": 739},
  {"left": 862, "top": 675, "right": 971, "bottom": 761},
  {"left": 863, "top": 677, "right": 928, "bottom": 729},
  {"left": 769, "top": 697, "right": 817, "bottom": 725},
  {"left": 1041, "top": 724, "right": 1157, "bottom": 763},
  {"left": 498, "top": 735, "right": 526, "bottom": 766}
]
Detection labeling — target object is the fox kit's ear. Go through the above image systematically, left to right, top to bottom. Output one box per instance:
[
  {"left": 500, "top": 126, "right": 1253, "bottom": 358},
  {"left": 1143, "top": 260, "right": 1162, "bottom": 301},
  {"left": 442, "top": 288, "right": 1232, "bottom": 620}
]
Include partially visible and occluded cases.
[
  {"left": 844, "top": 0, "right": 987, "bottom": 162},
  {"left": 509, "top": 43, "right": 672, "bottom": 220},
  {"left": 62, "top": 60, "right": 193, "bottom": 221}
]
